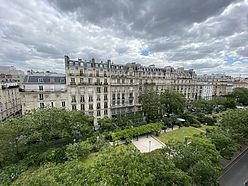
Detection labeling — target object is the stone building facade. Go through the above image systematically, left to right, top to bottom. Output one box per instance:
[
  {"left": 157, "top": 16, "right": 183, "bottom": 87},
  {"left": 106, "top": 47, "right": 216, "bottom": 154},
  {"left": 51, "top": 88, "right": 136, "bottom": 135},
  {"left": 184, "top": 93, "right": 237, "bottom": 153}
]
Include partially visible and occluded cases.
[
  {"left": 65, "top": 56, "right": 199, "bottom": 124},
  {"left": 20, "top": 73, "right": 68, "bottom": 113},
  {"left": 0, "top": 82, "right": 22, "bottom": 121}
]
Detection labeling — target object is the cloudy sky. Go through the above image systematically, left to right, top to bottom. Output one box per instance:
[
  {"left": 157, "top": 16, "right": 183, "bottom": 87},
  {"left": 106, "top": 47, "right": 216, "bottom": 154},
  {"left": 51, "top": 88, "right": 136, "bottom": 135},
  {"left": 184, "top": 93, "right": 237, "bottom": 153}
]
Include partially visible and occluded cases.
[{"left": 0, "top": 0, "right": 248, "bottom": 76}]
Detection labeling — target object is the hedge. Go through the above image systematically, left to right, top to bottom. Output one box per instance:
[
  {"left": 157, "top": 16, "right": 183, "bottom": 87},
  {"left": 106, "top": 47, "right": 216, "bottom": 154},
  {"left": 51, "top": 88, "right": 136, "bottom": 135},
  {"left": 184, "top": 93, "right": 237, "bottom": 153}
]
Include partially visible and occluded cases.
[{"left": 111, "top": 122, "right": 163, "bottom": 141}]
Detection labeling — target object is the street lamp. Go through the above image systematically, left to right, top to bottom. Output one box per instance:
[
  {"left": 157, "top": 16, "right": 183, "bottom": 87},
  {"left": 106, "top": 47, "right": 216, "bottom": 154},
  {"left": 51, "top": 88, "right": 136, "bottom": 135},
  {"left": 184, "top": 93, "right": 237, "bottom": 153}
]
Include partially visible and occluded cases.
[{"left": 149, "top": 141, "right": 151, "bottom": 152}]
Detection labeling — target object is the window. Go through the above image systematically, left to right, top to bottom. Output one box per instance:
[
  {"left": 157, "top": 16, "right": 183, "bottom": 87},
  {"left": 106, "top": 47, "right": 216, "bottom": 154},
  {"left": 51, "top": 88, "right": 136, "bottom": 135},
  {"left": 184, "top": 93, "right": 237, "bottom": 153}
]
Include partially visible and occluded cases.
[
  {"left": 96, "top": 70, "right": 99, "bottom": 77},
  {"left": 38, "top": 78, "right": 44, "bottom": 83},
  {"left": 60, "top": 78, "right": 65, "bottom": 83},
  {"left": 71, "top": 78, "right": 75, "bottom": 82},
  {"left": 80, "top": 78, "right": 84, "bottom": 83},
  {"left": 88, "top": 78, "right": 92, "bottom": 84},
  {"left": 96, "top": 78, "right": 100, "bottom": 84},
  {"left": 104, "top": 79, "right": 108, "bottom": 84},
  {"left": 130, "top": 79, "right": 133, "bottom": 84},
  {"left": 39, "top": 86, "right": 43, "bottom": 91},
  {"left": 88, "top": 87, "right": 93, "bottom": 93},
  {"left": 97, "top": 87, "right": 101, "bottom": 93},
  {"left": 104, "top": 87, "right": 108, "bottom": 93},
  {"left": 112, "top": 93, "right": 115, "bottom": 100},
  {"left": 117, "top": 93, "right": 120, "bottom": 99},
  {"left": 122, "top": 93, "right": 125, "bottom": 99},
  {"left": 129, "top": 93, "right": 133, "bottom": 98},
  {"left": 39, "top": 94, "right": 43, "bottom": 100},
  {"left": 104, "top": 94, "right": 108, "bottom": 100},
  {"left": 71, "top": 95, "right": 76, "bottom": 102},
  {"left": 88, "top": 95, "right": 93, "bottom": 102},
  {"left": 97, "top": 95, "right": 101, "bottom": 101},
  {"left": 80, "top": 96, "right": 85, "bottom": 102},
  {"left": 62, "top": 101, "right": 65, "bottom": 107},
  {"left": 51, "top": 102, "right": 54, "bottom": 107},
  {"left": 104, "top": 102, "right": 108, "bottom": 108},
  {"left": 40, "top": 103, "right": 44, "bottom": 108},
  {"left": 97, "top": 103, "right": 101, "bottom": 109},
  {"left": 81, "top": 104, "right": 85, "bottom": 110},
  {"left": 89, "top": 104, "right": 93, "bottom": 110},
  {"left": 72, "top": 105, "right": 77, "bottom": 110},
  {"left": 104, "top": 109, "right": 108, "bottom": 115},
  {"left": 97, "top": 110, "right": 101, "bottom": 116}
]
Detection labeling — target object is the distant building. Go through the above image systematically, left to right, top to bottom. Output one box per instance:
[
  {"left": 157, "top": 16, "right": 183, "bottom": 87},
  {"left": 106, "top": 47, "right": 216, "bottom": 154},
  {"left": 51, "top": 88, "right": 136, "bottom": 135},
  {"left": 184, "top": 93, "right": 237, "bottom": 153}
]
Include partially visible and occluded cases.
[
  {"left": 0, "top": 66, "right": 25, "bottom": 84},
  {"left": 20, "top": 72, "right": 67, "bottom": 113},
  {"left": 197, "top": 74, "right": 231, "bottom": 97},
  {"left": 233, "top": 78, "right": 248, "bottom": 90},
  {"left": 0, "top": 82, "right": 22, "bottom": 121},
  {"left": 199, "top": 82, "right": 214, "bottom": 100}
]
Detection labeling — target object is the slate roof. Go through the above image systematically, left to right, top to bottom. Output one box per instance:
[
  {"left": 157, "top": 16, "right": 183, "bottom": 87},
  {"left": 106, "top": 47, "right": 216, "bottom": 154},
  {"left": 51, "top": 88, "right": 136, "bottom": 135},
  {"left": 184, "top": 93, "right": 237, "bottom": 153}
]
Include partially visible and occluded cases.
[{"left": 23, "top": 75, "right": 66, "bottom": 84}]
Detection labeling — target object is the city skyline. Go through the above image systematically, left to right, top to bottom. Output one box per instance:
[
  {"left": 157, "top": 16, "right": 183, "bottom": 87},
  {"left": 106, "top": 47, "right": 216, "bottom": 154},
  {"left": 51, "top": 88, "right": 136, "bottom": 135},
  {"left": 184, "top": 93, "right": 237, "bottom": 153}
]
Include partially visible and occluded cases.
[{"left": 0, "top": 0, "right": 248, "bottom": 76}]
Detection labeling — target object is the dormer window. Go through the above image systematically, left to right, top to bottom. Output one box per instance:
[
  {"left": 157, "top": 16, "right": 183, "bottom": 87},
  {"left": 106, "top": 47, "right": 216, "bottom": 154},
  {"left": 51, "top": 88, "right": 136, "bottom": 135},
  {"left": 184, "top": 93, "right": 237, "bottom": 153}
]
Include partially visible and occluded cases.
[{"left": 38, "top": 78, "right": 44, "bottom": 83}]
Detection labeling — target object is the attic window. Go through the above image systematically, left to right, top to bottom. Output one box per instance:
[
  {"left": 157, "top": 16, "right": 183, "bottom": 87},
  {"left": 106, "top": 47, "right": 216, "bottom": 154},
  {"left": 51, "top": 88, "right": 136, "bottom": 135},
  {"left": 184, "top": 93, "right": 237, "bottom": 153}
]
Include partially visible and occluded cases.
[
  {"left": 38, "top": 78, "right": 44, "bottom": 83},
  {"left": 50, "top": 78, "right": 55, "bottom": 83},
  {"left": 60, "top": 78, "right": 65, "bottom": 83}
]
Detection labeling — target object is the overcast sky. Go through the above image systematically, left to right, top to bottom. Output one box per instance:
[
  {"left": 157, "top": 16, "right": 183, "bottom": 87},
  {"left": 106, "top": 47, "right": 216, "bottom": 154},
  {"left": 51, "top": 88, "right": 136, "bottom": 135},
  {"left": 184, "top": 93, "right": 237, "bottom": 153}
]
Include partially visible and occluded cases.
[{"left": 0, "top": 0, "right": 248, "bottom": 76}]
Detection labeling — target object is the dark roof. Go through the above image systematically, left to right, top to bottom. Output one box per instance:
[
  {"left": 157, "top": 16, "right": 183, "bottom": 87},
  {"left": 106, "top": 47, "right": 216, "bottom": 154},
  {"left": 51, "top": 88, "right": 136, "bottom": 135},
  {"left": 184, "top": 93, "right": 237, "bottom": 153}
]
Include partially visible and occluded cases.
[{"left": 23, "top": 75, "right": 66, "bottom": 84}]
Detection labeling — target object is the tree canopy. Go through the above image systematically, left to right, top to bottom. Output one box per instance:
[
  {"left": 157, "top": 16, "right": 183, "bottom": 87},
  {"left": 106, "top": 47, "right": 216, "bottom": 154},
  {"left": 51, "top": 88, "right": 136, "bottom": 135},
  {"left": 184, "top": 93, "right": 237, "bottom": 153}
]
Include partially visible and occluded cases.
[{"left": 139, "top": 89, "right": 186, "bottom": 122}]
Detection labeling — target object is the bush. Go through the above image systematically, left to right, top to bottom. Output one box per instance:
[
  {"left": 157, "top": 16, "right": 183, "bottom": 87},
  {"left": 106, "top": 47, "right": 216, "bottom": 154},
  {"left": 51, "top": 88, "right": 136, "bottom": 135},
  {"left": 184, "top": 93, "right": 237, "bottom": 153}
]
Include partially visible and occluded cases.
[
  {"left": 196, "top": 113, "right": 216, "bottom": 125},
  {"left": 111, "top": 122, "right": 163, "bottom": 141},
  {"left": 190, "top": 123, "right": 201, "bottom": 128},
  {"left": 65, "top": 140, "right": 93, "bottom": 160},
  {"left": 46, "top": 147, "right": 67, "bottom": 164},
  {"left": 0, "top": 163, "right": 28, "bottom": 185}
]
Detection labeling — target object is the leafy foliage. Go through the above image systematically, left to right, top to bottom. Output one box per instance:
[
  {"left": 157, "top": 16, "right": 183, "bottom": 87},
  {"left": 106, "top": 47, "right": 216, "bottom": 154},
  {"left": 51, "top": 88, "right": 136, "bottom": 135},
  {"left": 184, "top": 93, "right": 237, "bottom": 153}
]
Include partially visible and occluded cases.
[
  {"left": 231, "top": 87, "right": 248, "bottom": 106},
  {"left": 139, "top": 89, "right": 186, "bottom": 123},
  {"left": 139, "top": 89, "right": 161, "bottom": 122},
  {"left": 0, "top": 108, "right": 94, "bottom": 167},
  {"left": 219, "top": 109, "right": 248, "bottom": 143},
  {"left": 111, "top": 122, "right": 163, "bottom": 141},
  {"left": 206, "top": 129, "right": 239, "bottom": 158},
  {"left": 163, "top": 136, "right": 222, "bottom": 186},
  {"left": 65, "top": 140, "right": 93, "bottom": 160}
]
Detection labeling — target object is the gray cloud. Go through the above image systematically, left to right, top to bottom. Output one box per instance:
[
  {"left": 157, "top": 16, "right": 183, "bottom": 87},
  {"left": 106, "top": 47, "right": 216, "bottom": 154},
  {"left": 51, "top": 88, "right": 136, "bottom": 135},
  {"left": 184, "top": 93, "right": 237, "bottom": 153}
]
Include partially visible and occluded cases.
[{"left": 0, "top": 0, "right": 247, "bottom": 76}]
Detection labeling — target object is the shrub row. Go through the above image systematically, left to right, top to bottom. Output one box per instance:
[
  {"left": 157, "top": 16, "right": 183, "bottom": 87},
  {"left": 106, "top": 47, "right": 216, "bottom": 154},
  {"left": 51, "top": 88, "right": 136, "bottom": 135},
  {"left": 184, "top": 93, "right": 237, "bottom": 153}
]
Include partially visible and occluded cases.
[{"left": 111, "top": 122, "right": 163, "bottom": 141}]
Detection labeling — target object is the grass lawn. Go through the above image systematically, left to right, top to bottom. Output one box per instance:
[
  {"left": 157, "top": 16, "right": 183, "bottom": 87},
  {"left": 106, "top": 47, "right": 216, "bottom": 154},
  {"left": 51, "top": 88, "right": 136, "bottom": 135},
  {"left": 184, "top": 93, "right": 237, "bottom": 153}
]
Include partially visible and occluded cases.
[{"left": 157, "top": 126, "right": 205, "bottom": 143}]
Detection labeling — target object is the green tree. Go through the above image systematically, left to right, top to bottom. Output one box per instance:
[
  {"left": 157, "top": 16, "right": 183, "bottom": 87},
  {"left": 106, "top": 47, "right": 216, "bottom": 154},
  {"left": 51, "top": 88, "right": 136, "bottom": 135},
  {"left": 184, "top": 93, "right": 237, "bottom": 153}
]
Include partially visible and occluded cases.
[
  {"left": 231, "top": 87, "right": 248, "bottom": 106},
  {"left": 139, "top": 89, "right": 161, "bottom": 123},
  {"left": 160, "top": 89, "right": 186, "bottom": 115},
  {"left": 192, "top": 99, "right": 214, "bottom": 114},
  {"left": 0, "top": 108, "right": 94, "bottom": 167},
  {"left": 219, "top": 109, "right": 248, "bottom": 143},
  {"left": 206, "top": 129, "right": 239, "bottom": 159},
  {"left": 164, "top": 136, "right": 222, "bottom": 186},
  {"left": 145, "top": 151, "right": 192, "bottom": 185}
]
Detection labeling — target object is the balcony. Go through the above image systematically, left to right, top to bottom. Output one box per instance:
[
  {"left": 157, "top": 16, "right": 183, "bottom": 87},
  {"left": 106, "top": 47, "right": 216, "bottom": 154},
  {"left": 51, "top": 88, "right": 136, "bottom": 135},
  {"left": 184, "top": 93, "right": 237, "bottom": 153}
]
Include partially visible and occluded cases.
[{"left": 70, "top": 82, "right": 76, "bottom": 85}]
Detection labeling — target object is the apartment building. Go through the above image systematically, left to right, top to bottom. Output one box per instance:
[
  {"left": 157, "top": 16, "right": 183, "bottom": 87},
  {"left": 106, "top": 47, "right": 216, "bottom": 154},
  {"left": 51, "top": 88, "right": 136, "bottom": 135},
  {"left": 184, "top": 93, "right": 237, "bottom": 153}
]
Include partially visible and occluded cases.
[
  {"left": 65, "top": 56, "right": 197, "bottom": 124},
  {"left": 20, "top": 73, "right": 67, "bottom": 113},
  {"left": 197, "top": 74, "right": 230, "bottom": 97},
  {"left": 0, "top": 82, "right": 22, "bottom": 121}
]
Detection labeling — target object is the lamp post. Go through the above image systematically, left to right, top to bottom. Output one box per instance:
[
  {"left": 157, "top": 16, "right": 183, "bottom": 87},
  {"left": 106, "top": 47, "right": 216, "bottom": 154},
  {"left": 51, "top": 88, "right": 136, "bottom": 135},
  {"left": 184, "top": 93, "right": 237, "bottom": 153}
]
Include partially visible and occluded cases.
[{"left": 149, "top": 141, "right": 151, "bottom": 152}]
